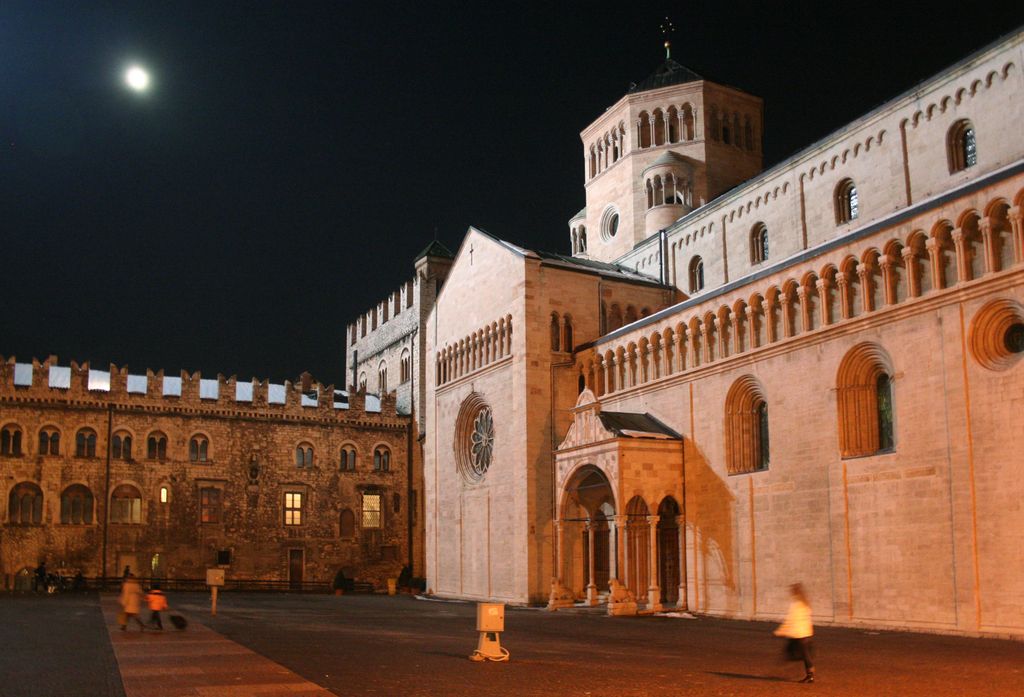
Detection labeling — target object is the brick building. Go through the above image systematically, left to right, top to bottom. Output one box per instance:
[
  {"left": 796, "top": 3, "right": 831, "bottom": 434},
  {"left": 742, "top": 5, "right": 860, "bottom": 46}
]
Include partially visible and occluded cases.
[
  {"left": 350, "top": 30, "right": 1024, "bottom": 637},
  {"left": 0, "top": 356, "right": 410, "bottom": 590}
]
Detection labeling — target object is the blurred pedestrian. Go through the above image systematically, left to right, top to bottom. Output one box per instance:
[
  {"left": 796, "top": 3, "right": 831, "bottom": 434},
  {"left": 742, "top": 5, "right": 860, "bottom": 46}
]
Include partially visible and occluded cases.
[
  {"left": 34, "top": 560, "right": 47, "bottom": 593},
  {"left": 118, "top": 573, "right": 146, "bottom": 631},
  {"left": 774, "top": 582, "right": 815, "bottom": 683},
  {"left": 146, "top": 584, "right": 168, "bottom": 630}
]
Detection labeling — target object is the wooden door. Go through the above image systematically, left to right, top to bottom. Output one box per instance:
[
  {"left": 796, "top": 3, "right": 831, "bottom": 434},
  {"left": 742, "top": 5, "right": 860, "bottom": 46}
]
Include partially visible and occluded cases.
[{"left": 288, "top": 549, "right": 303, "bottom": 589}]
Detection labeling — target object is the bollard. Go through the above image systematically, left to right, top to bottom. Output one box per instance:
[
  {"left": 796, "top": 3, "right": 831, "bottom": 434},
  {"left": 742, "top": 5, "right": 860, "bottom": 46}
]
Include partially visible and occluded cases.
[{"left": 469, "top": 602, "right": 509, "bottom": 662}]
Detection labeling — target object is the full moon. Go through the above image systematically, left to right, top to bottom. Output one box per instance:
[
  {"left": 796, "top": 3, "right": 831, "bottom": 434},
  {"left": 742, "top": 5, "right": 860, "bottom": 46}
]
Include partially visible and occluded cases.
[{"left": 124, "top": 66, "right": 151, "bottom": 92}]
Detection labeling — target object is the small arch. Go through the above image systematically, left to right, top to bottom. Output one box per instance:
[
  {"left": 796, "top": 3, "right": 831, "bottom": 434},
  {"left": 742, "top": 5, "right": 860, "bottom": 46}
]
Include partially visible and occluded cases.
[
  {"left": 947, "top": 119, "right": 977, "bottom": 173},
  {"left": 835, "top": 178, "right": 859, "bottom": 225},
  {"left": 836, "top": 343, "right": 896, "bottom": 457},
  {"left": 725, "top": 376, "right": 770, "bottom": 474}
]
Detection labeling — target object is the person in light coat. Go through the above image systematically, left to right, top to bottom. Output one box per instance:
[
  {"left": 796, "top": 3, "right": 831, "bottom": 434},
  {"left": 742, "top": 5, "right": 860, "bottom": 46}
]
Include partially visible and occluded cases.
[
  {"left": 118, "top": 574, "right": 146, "bottom": 631},
  {"left": 774, "top": 582, "right": 815, "bottom": 683}
]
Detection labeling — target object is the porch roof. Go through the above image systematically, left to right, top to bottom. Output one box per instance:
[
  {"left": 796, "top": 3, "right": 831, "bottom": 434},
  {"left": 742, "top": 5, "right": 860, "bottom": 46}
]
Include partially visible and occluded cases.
[{"left": 597, "top": 412, "right": 680, "bottom": 440}]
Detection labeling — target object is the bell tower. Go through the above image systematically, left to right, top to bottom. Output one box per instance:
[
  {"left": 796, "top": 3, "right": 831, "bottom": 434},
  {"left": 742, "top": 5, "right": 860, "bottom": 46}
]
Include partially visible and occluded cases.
[{"left": 569, "top": 29, "right": 764, "bottom": 264}]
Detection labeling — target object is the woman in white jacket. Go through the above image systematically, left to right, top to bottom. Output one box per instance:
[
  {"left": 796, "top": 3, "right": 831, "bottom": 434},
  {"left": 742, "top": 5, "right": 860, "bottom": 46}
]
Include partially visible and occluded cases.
[{"left": 774, "top": 583, "right": 815, "bottom": 683}]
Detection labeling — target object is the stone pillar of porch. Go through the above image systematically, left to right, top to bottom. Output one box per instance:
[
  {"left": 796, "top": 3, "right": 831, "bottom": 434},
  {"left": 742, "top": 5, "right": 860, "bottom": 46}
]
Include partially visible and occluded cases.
[
  {"left": 607, "top": 514, "right": 637, "bottom": 617},
  {"left": 646, "top": 514, "right": 662, "bottom": 612},
  {"left": 676, "top": 514, "right": 688, "bottom": 611},
  {"left": 547, "top": 519, "right": 574, "bottom": 610},
  {"left": 585, "top": 520, "right": 599, "bottom": 606}
]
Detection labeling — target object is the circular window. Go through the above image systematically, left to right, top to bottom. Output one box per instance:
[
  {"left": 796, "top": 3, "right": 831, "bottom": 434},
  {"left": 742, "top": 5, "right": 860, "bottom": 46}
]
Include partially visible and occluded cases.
[
  {"left": 600, "top": 206, "right": 620, "bottom": 241},
  {"left": 969, "top": 299, "right": 1024, "bottom": 371},
  {"left": 455, "top": 393, "right": 494, "bottom": 483}
]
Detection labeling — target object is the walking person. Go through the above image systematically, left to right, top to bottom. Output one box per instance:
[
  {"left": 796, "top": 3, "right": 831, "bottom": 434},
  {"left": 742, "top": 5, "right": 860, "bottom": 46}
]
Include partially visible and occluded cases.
[
  {"left": 118, "top": 573, "right": 146, "bottom": 631},
  {"left": 774, "top": 582, "right": 815, "bottom": 683},
  {"left": 146, "top": 584, "right": 168, "bottom": 630}
]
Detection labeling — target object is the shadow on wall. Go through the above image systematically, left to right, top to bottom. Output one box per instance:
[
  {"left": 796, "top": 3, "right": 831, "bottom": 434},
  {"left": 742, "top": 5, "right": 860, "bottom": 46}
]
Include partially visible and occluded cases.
[{"left": 685, "top": 439, "right": 738, "bottom": 614}]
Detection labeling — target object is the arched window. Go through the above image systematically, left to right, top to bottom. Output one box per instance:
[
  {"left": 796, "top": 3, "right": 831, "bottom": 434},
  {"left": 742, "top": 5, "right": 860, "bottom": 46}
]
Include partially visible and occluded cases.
[
  {"left": 948, "top": 119, "right": 977, "bottom": 173},
  {"left": 835, "top": 179, "right": 859, "bottom": 224},
  {"left": 751, "top": 223, "right": 768, "bottom": 264},
  {"left": 578, "top": 226, "right": 587, "bottom": 253},
  {"left": 689, "top": 256, "right": 705, "bottom": 293},
  {"left": 550, "top": 313, "right": 561, "bottom": 351},
  {"left": 563, "top": 316, "right": 574, "bottom": 352},
  {"left": 837, "top": 343, "right": 896, "bottom": 458},
  {"left": 400, "top": 349, "right": 411, "bottom": 383},
  {"left": 378, "top": 362, "right": 388, "bottom": 393},
  {"left": 358, "top": 372, "right": 367, "bottom": 391},
  {"left": 725, "top": 376, "right": 769, "bottom": 474},
  {"left": 1, "top": 425, "right": 23, "bottom": 456},
  {"left": 38, "top": 428, "right": 59, "bottom": 456},
  {"left": 75, "top": 428, "right": 97, "bottom": 458},
  {"left": 112, "top": 432, "right": 133, "bottom": 461},
  {"left": 147, "top": 433, "right": 167, "bottom": 460},
  {"left": 189, "top": 435, "right": 209, "bottom": 462},
  {"left": 295, "top": 444, "right": 313, "bottom": 468},
  {"left": 340, "top": 445, "right": 357, "bottom": 471},
  {"left": 373, "top": 446, "right": 391, "bottom": 472},
  {"left": 8, "top": 482, "right": 43, "bottom": 524},
  {"left": 60, "top": 484, "right": 94, "bottom": 525},
  {"left": 110, "top": 484, "right": 142, "bottom": 524},
  {"left": 340, "top": 508, "right": 355, "bottom": 538}
]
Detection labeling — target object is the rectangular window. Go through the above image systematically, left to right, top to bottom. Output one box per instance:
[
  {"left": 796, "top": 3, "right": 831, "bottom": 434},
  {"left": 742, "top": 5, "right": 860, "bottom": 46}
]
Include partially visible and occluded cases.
[
  {"left": 200, "top": 487, "right": 221, "bottom": 524},
  {"left": 284, "top": 492, "right": 303, "bottom": 526},
  {"left": 362, "top": 493, "right": 381, "bottom": 529},
  {"left": 217, "top": 550, "right": 231, "bottom": 566}
]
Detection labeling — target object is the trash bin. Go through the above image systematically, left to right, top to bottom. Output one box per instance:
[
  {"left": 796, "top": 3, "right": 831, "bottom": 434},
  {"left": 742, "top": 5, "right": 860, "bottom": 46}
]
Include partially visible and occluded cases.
[{"left": 387, "top": 578, "right": 397, "bottom": 595}]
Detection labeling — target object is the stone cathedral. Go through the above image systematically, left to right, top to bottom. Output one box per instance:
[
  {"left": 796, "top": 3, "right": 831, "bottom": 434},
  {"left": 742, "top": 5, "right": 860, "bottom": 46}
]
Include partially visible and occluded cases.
[{"left": 349, "top": 29, "right": 1024, "bottom": 638}]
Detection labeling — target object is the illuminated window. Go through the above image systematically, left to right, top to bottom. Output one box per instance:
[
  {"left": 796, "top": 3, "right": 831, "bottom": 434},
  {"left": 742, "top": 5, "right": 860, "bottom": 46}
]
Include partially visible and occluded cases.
[
  {"left": 835, "top": 179, "right": 859, "bottom": 225},
  {"left": 189, "top": 435, "right": 209, "bottom": 462},
  {"left": 110, "top": 484, "right": 142, "bottom": 524},
  {"left": 159, "top": 486, "right": 169, "bottom": 504},
  {"left": 200, "top": 487, "right": 221, "bottom": 524},
  {"left": 284, "top": 492, "right": 303, "bottom": 526},
  {"left": 361, "top": 492, "right": 382, "bottom": 529}
]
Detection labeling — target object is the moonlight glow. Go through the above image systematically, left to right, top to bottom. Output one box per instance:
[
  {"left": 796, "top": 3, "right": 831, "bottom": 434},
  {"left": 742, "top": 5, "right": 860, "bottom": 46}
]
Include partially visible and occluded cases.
[{"left": 124, "top": 66, "right": 151, "bottom": 92}]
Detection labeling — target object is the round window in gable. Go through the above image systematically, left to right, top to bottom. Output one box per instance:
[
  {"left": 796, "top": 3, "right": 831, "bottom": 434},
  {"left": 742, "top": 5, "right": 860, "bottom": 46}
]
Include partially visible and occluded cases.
[
  {"left": 600, "top": 206, "right": 620, "bottom": 242},
  {"left": 969, "top": 298, "right": 1024, "bottom": 371},
  {"left": 455, "top": 393, "right": 494, "bottom": 483}
]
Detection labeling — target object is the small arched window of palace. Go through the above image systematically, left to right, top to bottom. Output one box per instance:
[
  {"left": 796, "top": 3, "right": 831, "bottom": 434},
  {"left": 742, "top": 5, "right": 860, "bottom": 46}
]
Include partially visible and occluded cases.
[
  {"left": 948, "top": 119, "right": 977, "bottom": 173},
  {"left": 835, "top": 179, "right": 859, "bottom": 225},
  {"left": 751, "top": 223, "right": 769, "bottom": 264},
  {"left": 689, "top": 256, "right": 705, "bottom": 293},
  {"left": 563, "top": 316, "right": 574, "bottom": 352},
  {"left": 400, "top": 349, "right": 411, "bottom": 384},
  {"left": 378, "top": 362, "right": 387, "bottom": 393},
  {"left": 358, "top": 372, "right": 367, "bottom": 391},
  {"left": 1, "top": 425, "right": 23, "bottom": 456},
  {"left": 38, "top": 428, "right": 59, "bottom": 456},
  {"left": 75, "top": 428, "right": 97, "bottom": 458},
  {"left": 112, "top": 432, "right": 132, "bottom": 461},
  {"left": 147, "top": 433, "right": 167, "bottom": 460},
  {"left": 189, "top": 435, "right": 209, "bottom": 462},
  {"left": 296, "top": 444, "right": 313, "bottom": 468},
  {"left": 340, "top": 445, "right": 357, "bottom": 471},
  {"left": 373, "top": 446, "right": 391, "bottom": 472},
  {"left": 8, "top": 482, "right": 43, "bottom": 524},
  {"left": 60, "top": 484, "right": 94, "bottom": 525}
]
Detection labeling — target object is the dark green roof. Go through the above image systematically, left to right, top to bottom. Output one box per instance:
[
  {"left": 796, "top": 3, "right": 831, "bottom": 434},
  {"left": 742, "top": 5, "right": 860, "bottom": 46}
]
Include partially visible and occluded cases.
[
  {"left": 628, "top": 58, "right": 702, "bottom": 94},
  {"left": 414, "top": 239, "right": 455, "bottom": 261},
  {"left": 598, "top": 411, "right": 681, "bottom": 439}
]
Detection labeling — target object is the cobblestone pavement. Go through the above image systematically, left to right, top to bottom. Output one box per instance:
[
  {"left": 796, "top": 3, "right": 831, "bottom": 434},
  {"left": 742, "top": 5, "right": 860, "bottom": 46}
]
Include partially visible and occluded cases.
[{"left": 2, "top": 592, "right": 1023, "bottom": 696}]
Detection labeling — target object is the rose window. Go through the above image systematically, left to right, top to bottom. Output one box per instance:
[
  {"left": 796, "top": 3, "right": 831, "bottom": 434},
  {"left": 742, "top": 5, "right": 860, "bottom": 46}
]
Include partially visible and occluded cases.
[
  {"left": 455, "top": 393, "right": 494, "bottom": 483},
  {"left": 469, "top": 408, "right": 494, "bottom": 476}
]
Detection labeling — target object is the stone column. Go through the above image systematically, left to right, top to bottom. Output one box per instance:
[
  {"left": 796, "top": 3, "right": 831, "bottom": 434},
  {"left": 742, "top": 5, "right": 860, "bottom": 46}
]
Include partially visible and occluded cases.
[
  {"left": 1009, "top": 207, "right": 1023, "bottom": 264},
  {"left": 979, "top": 217, "right": 997, "bottom": 273},
  {"left": 951, "top": 227, "right": 968, "bottom": 283},
  {"left": 925, "top": 237, "right": 943, "bottom": 289},
  {"left": 901, "top": 246, "right": 920, "bottom": 298},
  {"left": 879, "top": 254, "right": 895, "bottom": 306},
  {"left": 856, "top": 263, "right": 871, "bottom": 314},
  {"left": 836, "top": 270, "right": 851, "bottom": 320},
  {"left": 816, "top": 278, "right": 831, "bottom": 326},
  {"left": 797, "top": 287, "right": 810, "bottom": 334},
  {"left": 780, "top": 293, "right": 794, "bottom": 337},
  {"left": 765, "top": 298, "right": 778, "bottom": 343},
  {"left": 745, "top": 306, "right": 757, "bottom": 349},
  {"left": 677, "top": 329, "right": 687, "bottom": 372},
  {"left": 663, "top": 339, "right": 673, "bottom": 378},
  {"left": 647, "top": 514, "right": 662, "bottom": 611},
  {"left": 676, "top": 514, "right": 688, "bottom": 610},
  {"left": 607, "top": 515, "right": 620, "bottom": 582},
  {"left": 619, "top": 515, "right": 631, "bottom": 593},
  {"left": 586, "top": 520, "right": 599, "bottom": 606}
]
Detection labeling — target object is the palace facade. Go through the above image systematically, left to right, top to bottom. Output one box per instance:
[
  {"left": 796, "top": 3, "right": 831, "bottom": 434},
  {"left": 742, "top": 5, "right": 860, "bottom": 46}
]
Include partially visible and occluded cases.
[
  {"left": 352, "top": 29, "right": 1024, "bottom": 637},
  {"left": 0, "top": 356, "right": 410, "bottom": 590}
]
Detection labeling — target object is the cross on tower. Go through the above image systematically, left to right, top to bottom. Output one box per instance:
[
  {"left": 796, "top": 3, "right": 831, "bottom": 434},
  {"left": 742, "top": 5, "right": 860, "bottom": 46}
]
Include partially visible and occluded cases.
[
  {"left": 660, "top": 17, "right": 675, "bottom": 60},
  {"left": 469, "top": 244, "right": 474, "bottom": 265}
]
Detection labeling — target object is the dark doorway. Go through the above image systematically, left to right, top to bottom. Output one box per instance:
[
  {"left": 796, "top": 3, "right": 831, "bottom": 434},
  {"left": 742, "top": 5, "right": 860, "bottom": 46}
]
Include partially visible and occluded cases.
[
  {"left": 658, "top": 497, "right": 680, "bottom": 605},
  {"left": 288, "top": 549, "right": 303, "bottom": 589}
]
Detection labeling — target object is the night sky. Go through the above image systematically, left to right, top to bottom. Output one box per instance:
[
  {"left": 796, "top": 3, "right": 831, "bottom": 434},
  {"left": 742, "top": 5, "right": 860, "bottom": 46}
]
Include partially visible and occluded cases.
[{"left": 4, "top": 3, "right": 1023, "bottom": 388}]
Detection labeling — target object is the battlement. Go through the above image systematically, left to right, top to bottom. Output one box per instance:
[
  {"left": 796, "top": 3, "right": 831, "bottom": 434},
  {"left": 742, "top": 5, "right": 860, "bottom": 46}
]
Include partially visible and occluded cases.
[
  {"left": 348, "top": 279, "right": 416, "bottom": 347},
  {"left": 0, "top": 355, "right": 400, "bottom": 420}
]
